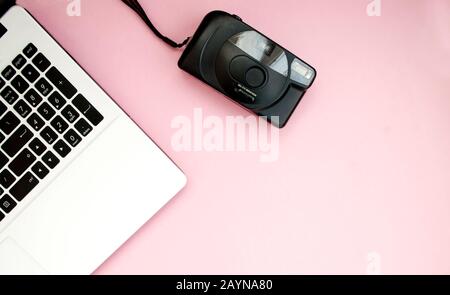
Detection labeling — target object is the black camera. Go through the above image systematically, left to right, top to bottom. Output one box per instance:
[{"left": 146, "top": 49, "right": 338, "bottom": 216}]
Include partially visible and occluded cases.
[{"left": 178, "top": 11, "right": 316, "bottom": 128}]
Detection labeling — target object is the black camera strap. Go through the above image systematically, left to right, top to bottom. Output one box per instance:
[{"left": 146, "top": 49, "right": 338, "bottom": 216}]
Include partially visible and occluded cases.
[{"left": 121, "top": 0, "right": 190, "bottom": 49}]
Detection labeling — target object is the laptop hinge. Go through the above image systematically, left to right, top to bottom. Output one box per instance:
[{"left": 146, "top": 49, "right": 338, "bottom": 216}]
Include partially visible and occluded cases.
[{"left": 0, "top": 0, "right": 15, "bottom": 18}]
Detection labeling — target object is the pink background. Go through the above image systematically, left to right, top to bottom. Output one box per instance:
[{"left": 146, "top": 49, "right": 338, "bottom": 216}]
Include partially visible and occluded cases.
[{"left": 17, "top": 0, "right": 450, "bottom": 274}]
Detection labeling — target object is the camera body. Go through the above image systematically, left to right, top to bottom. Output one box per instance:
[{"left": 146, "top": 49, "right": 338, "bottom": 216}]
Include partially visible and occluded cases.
[{"left": 178, "top": 11, "right": 316, "bottom": 128}]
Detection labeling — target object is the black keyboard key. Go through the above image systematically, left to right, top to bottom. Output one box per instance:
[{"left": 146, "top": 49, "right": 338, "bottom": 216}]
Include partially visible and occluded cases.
[
  {"left": 23, "top": 43, "right": 37, "bottom": 58},
  {"left": 32, "top": 53, "right": 51, "bottom": 72},
  {"left": 12, "top": 54, "right": 27, "bottom": 70},
  {"left": 22, "top": 64, "right": 40, "bottom": 83},
  {"left": 1, "top": 66, "right": 16, "bottom": 80},
  {"left": 46, "top": 67, "right": 77, "bottom": 99},
  {"left": 11, "top": 75, "right": 29, "bottom": 94},
  {"left": 0, "top": 77, "right": 4, "bottom": 90},
  {"left": 35, "top": 78, "right": 53, "bottom": 96},
  {"left": 1, "top": 86, "right": 19, "bottom": 104},
  {"left": 24, "top": 89, "right": 43, "bottom": 107},
  {"left": 48, "top": 91, "right": 66, "bottom": 110},
  {"left": 72, "top": 94, "right": 103, "bottom": 126},
  {"left": 0, "top": 100, "right": 6, "bottom": 116},
  {"left": 14, "top": 100, "right": 32, "bottom": 118},
  {"left": 37, "top": 102, "right": 56, "bottom": 121},
  {"left": 61, "top": 105, "right": 79, "bottom": 123},
  {"left": 0, "top": 111, "right": 20, "bottom": 135},
  {"left": 27, "top": 113, "right": 45, "bottom": 131},
  {"left": 51, "top": 115, "right": 69, "bottom": 134},
  {"left": 74, "top": 118, "right": 92, "bottom": 137},
  {"left": 1, "top": 125, "right": 33, "bottom": 157},
  {"left": 40, "top": 126, "right": 58, "bottom": 145},
  {"left": 64, "top": 129, "right": 82, "bottom": 147},
  {"left": 0, "top": 133, "right": 4, "bottom": 144},
  {"left": 29, "top": 138, "right": 46, "bottom": 156},
  {"left": 54, "top": 140, "right": 71, "bottom": 158},
  {"left": 9, "top": 148, "right": 36, "bottom": 177},
  {"left": 0, "top": 151, "right": 8, "bottom": 170},
  {"left": 42, "top": 151, "right": 59, "bottom": 169},
  {"left": 31, "top": 161, "right": 49, "bottom": 179},
  {"left": 0, "top": 169, "right": 16, "bottom": 189},
  {"left": 10, "top": 172, "right": 39, "bottom": 201},
  {"left": 0, "top": 195, "right": 16, "bottom": 214},
  {"left": 0, "top": 211, "right": 4, "bottom": 222}
]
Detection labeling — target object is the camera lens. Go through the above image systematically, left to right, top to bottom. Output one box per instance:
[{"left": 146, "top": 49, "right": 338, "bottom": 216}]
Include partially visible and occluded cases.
[{"left": 245, "top": 67, "right": 266, "bottom": 88}]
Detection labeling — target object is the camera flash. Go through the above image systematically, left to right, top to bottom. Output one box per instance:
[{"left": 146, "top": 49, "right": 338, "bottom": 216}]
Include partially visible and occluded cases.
[{"left": 292, "top": 60, "right": 311, "bottom": 79}]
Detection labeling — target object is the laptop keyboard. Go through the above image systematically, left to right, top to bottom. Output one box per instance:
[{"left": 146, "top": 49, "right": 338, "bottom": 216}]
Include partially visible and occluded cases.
[{"left": 0, "top": 43, "right": 104, "bottom": 223}]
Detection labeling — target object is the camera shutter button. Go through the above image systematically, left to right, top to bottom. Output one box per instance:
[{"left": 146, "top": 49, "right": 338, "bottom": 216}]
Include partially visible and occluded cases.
[{"left": 245, "top": 67, "right": 266, "bottom": 88}]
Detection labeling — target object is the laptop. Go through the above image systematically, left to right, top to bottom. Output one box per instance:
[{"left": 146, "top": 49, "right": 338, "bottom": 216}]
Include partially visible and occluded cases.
[{"left": 0, "top": 4, "right": 186, "bottom": 274}]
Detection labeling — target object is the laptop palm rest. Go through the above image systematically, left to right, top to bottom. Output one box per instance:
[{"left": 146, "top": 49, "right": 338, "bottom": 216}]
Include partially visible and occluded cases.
[
  {"left": 2, "top": 116, "right": 186, "bottom": 274},
  {"left": 0, "top": 237, "right": 48, "bottom": 274}
]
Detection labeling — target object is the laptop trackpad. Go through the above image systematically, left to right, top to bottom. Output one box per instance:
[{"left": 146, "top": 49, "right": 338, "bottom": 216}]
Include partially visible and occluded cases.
[{"left": 0, "top": 238, "right": 48, "bottom": 275}]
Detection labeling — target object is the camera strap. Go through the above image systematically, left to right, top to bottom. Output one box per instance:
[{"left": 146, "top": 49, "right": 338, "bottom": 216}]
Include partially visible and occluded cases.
[{"left": 121, "top": 0, "right": 190, "bottom": 48}]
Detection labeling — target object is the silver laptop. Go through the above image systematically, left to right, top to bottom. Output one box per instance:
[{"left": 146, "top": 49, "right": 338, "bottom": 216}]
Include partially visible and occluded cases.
[{"left": 0, "top": 5, "right": 186, "bottom": 274}]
